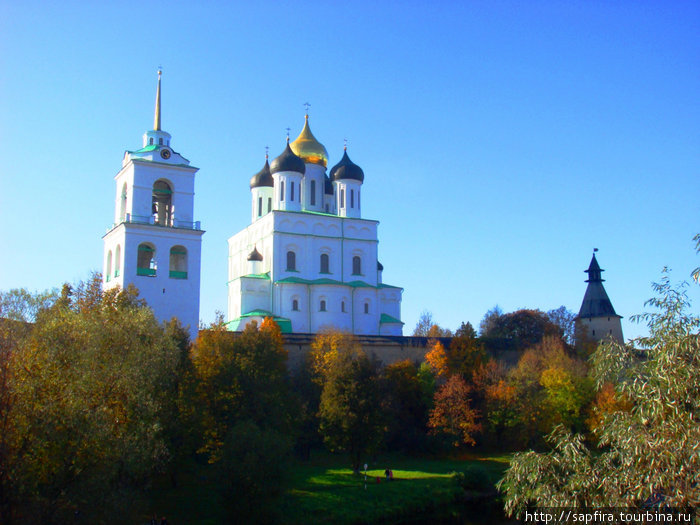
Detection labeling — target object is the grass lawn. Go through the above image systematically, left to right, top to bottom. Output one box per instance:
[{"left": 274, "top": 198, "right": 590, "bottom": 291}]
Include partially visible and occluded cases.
[
  {"left": 134, "top": 452, "right": 512, "bottom": 524},
  {"left": 278, "top": 452, "right": 511, "bottom": 524}
]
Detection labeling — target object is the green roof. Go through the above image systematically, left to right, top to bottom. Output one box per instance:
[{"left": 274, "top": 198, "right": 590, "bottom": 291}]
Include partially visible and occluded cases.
[
  {"left": 241, "top": 272, "right": 271, "bottom": 280},
  {"left": 274, "top": 276, "right": 402, "bottom": 290},
  {"left": 226, "top": 311, "right": 292, "bottom": 333},
  {"left": 380, "top": 313, "right": 404, "bottom": 325}
]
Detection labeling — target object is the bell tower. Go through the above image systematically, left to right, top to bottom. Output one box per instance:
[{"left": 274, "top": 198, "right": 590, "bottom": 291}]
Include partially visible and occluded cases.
[{"left": 102, "top": 70, "right": 204, "bottom": 340}]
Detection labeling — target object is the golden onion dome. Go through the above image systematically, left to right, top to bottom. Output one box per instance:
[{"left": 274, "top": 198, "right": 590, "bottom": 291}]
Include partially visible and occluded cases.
[{"left": 290, "top": 115, "right": 329, "bottom": 167}]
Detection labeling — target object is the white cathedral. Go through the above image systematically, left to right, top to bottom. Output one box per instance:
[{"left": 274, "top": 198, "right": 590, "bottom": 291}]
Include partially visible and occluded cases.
[
  {"left": 103, "top": 72, "right": 403, "bottom": 338},
  {"left": 226, "top": 116, "right": 404, "bottom": 335}
]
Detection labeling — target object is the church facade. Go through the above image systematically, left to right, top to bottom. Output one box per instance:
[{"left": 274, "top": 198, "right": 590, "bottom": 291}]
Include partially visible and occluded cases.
[
  {"left": 102, "top": 71, "right": 204, "bottom": 340},
  {"left": 226, "top": 116, "right": 404, "bottom": 335}
]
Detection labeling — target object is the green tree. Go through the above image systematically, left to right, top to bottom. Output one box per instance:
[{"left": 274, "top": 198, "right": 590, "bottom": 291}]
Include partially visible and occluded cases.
[
  {"left": 498, "top": 273, "right": 700, "bottom": 515},
  {"left": 479, "top": 305, "right": 503, "bottom": 336},
  {"left": 486, "top": 309, "right": 563, "bottom": 351},
  {"left": 315, "top": 333, "right": 383, "bottom": 472},
  {"left": 382, "top": 359, "right": 431, "bottom": 451}
]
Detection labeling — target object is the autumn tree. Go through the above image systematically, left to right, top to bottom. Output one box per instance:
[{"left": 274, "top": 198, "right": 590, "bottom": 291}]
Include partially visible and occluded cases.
[
  {"left": 499, "top": 272, "right": 700, "bottom": 515},
  {"left": 2, "top": 277, "right": 181, "bottom": 523},
  {"left": 413, "top": 310, "right": 453, "bottom": 337},
  {"left": 186, "top": 318, "right": 294, "bottom": 522},
  {"left": 447, "top": 326, "right": 487, "bottom": 380},
  {"left": 314, "top": 332, "right": 383, "bottom": 472},
  {"left": 472, "top": 360, "right": 519, "bottom": 447},
  {"left": 428, "top": 374, "right": 481, "bottom": 447}
]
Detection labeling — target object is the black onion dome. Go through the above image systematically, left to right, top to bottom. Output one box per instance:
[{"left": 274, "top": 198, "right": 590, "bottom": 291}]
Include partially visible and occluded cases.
[
  {"left": 270, "top": 143, "right": 306, "bottom": 175},
  {"left": 330, "top": 150, "right": 364, "bottom": 182},
  {"left": 250, "top": 159, "right": 273, "bottom": 189},
  {"left": 324, "top": 174, "right": 333, "bottom": 195},
  {"left": 247, "top": 247, "right": 263, "bottom": 262},
  {"left": 377, "top": 261, "right": 384, "bottom": 271}
]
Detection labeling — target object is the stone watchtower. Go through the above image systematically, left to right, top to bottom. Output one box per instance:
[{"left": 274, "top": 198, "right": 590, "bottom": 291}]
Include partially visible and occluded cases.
[{"left": 575, "top": 251, "right": 623, "bottom": 347}]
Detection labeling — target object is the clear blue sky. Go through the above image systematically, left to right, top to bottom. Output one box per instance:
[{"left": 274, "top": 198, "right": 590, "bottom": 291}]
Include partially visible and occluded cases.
[{"left": 1, "top": 1, "right": 698, "bottom": 340}]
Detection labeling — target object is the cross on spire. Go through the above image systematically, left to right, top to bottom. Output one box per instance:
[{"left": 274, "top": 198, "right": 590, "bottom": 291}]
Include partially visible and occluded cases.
[
  {"left": 304, "top": 102, "right": 311, "bottom": 115},
  {"left": 285, "top": 127, "right": 291, "bottom": 143},
  {"left": 344, "top": 137, "right": 348, "bottom": 151},
  {"left": 265, "top": 145, "right": 269, "bottom": 159}
]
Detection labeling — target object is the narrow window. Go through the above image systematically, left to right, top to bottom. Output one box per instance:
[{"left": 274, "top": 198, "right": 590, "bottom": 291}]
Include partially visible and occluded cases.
[
  {"left": 149, "top": 138, "right": 154, "bottom": 145},
  {"left": 159, "top": 138, "right": 163, "bottom": 145},
  {"left": 152, "top": 180, "right": 173, "bottom": 226},
  {"left": 310, "top": 180, "right": 316, "bottom": 205},
  {"left": 280, "top": 181, "right": 285, "bottom": 201},
  {"left": 291, "top": 181, "right": 295, "bottom": 201},
  {"left": 119, "top": 183, "right": 127, "bottom": 222},
  {"left": 340, "top": 189, "right": 345, "bottom": 208},
  {"left": 350, "top": 189, "right": 354, "bottom": 208},
  {"left": 358, "top": 192, "right": 360, "bottom": 209},
  {"left": 258, "top": 197, "right": 262, "bottom": 217},
  {"left": 267, "top": 197, "right": 272, "bottom": 213},
  {"left": 137, "top": 244, "right": 157, "bottom": 276},
  {"left": 115, "top": 245, "right": 121, "bottom": 277},
  {"left": 169, "top": 246, "right": 188, "bottom": 279},
  {"left": 106, "top": 250, "right": 113, "bottom": 282},
  {"left": 286, "top": 251, "right": 296, "bottom": 271},
  {"left": 320, "top": 253, "right": 329, "bottom": 273},
  {"left": 352, "top": 256, "right": 361, "bottom": 275},
  {"left": 292, "top": 299, "right": 299, "bottom": 311},
  {"left": 320, "top": 300, "right": 326, "bottom": 312},
  {"left": 341, "top": 301, "right": 346, "bottom": 313},
  {"left": 364, "top": 302, "right": 369, "bottom": 314},
  {"left": 592, "top": 330, "right": 596, "bottom": 336}
]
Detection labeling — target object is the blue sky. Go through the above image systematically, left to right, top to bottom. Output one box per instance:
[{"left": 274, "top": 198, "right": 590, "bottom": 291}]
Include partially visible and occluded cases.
[{"left": 1, "top": 1, "right": 698, "bottom": 339}]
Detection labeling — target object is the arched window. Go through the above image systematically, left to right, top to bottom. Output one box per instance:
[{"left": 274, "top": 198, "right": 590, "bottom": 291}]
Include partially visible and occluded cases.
[
  {"left": 149, "top": 138, "right": 154, "bottom": 145},
  {"left": 152, "top": 180, "right": 173, "bottom": 226},
  {"left": 310, "top": 180, "right": 316, "bottom": 206},
  {"left": 119, "top": 183, "right": 127, "bottom": 222},
  {"left": 137, "top": 243, "right": 156, "bottom": 276},
  {"left": 115, "top": 245, "right": 121, "bottom": 277},
  {"left": 169, "top": 245, "right": 188, "bottom": 279},
  {"left": 106, "top": 250, "right": 113, "bottom": 282},
  {"left": 286, "top": 251, "right": 296, "bottom": 271},
  {"left": 320, "top": 253, "right": 330, "bottom": 274},
  {"left": 352, "top": 256, "right": 362, "bottom": 275},
  {"left": 292, "top": 299, "right": 299, "bottom": 311},
  {"left": 320, "top": 300, "right": 327, "bottom": 312},
  {"left": 341, "top": 301, "right": 346, "bottom": 313},
  {"left": 364, "top": 301, "right": 369, "bottom": 314}
]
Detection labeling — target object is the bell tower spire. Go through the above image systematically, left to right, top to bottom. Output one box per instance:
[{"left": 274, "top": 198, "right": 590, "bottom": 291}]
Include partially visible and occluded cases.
[{"left": 154, "top": 69, "right": 162, "bottom": 131}]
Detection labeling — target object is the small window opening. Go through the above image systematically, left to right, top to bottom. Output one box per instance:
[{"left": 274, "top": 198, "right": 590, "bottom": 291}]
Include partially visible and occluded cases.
[
  {"left": 149, "top": 138, "right": 154, "bottom": 145},
  {"left": 159, "top": 138, "right": 163, "bottom": 145},
  {"left": 310, "top": 180, "right": 316, "bottom": 206},
  {"left": 280, "top": 181, "right": 285, "bottom": 202},
  {"left": 291, "top": 181, "right": 295, "bottom": 201},
  {"left": 350, "top": 189, "right": 354, "bottom": 208},
  {"left": 258, "top": 197, "right": 262, "bottom": 217},
  {"left": 268, "top": 197, "right": 272, "bottom": 213},
  {"left": 137, "top": 244, "right": 157, "bottom": 277},
  {"left": 169, "top": 245, "right": 188, "bottom": 279},
  {"left": 286, "top": 251, "right": 296, "bottom": 271},
  {"left": 320, "top": 253, "right": 330, "bottom": 273},
  {"left": 352, "top": 256, "right": 361, "bottom": 275},
  {"left": 292, "top": 299, "right": 299, "bottom": 311},
  {"left": 320, "top": 300, "right": 327, "bottom": 312},
  {"left": 341, "top": 301, "right": 346, "bottom": 313},
  {"left": 364, "top": 302, "right": 369, "bottom": 314}
]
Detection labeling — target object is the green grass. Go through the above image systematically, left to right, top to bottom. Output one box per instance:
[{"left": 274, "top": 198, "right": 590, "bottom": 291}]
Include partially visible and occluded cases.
[
  {"left": 133, "top": 452, "right": 513, "bottom": 524},
  {"left": 278, "top": 452, "right": 512, "bottom": 524}
]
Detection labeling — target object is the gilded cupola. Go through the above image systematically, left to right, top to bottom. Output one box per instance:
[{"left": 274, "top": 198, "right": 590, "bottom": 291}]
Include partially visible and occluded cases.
[{"left": 290, "top": 115, "right": 329, "bottom": 167}]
